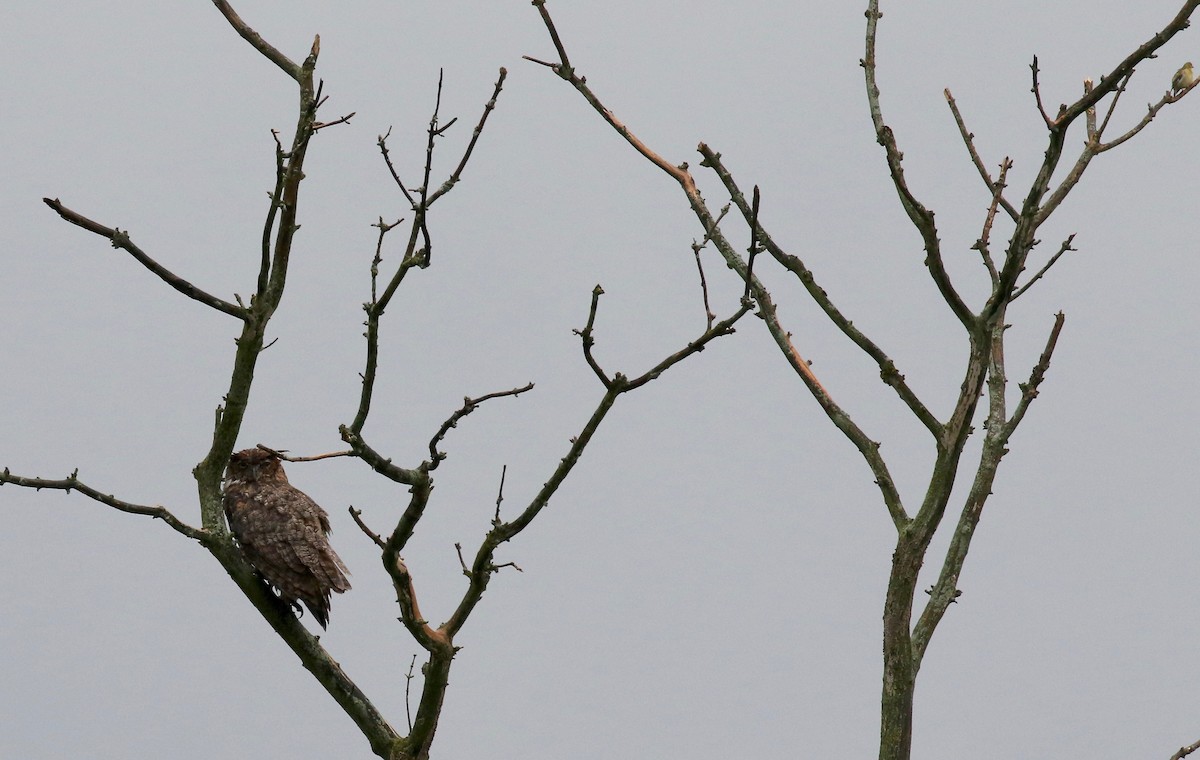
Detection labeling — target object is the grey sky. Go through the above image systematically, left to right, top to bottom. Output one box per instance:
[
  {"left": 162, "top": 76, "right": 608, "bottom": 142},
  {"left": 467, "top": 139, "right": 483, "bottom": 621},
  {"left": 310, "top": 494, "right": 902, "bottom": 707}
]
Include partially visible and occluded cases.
[{"left": 3, "top": 2, "right": 1197, "bottom": 758}]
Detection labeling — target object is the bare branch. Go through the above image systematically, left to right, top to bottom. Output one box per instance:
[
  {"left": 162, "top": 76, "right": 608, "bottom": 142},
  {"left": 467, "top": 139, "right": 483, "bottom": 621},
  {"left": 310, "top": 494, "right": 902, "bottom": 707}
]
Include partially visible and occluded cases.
[
  {"left": 210, "top": 0, "right": 304, "bottom": 81},
  {"left": 530, "top": 0, "right": 572, "bottom": 72},
  {"left": 863, "top": 0, "right": 974, "bottom": 329},
  {"left": 1052, "top": 0, "right": 1200, "bottom": 127},
  {"left": 528, "top": 2, "right": 909, "bottom": 531},
  {"left": 524, "top": 10, "right": 699, "bottom": 194},
  {"left": 1030, "top": 56, "right": 1055, "bottom": 127},
  {"left": 428, "top": 67, "right": 509, "bottom": 204},
  {"left": 351, "top": 73, "right": 506, "bottom": 441},
  {"left": 1094, "top": 76, "right": 1119, "bottom": 137},
  {"left": 1094, "top": 83, "right": 1189, "bottom": 154},
  {"left": 944, "top": 89, "right": 1019, "bottom": 222},
  {"left": 313, "top": 111, "right": 356, "bottom": 131},
  {"left": 378, "top": 127, "right": 416, "bottom": 202},
  {"left": 259, "top": 130, "right": 288, "bottom": 297},
  {"left": 698, "top": 146, "right": 943, "bottom": 442},
  {"left": 970, "top": 158, "right": 1012, "bottom": 287},
  {"left": 742, "top": 186, "right": 761, "bottom": 302},
  {"left": 43, "top": 198, "right": 247, "bottom": 320},
  {"left": 690, "top": 203, "right": 731, "bottom": 330},
  {"left": 350, "top": 212, "right": 420, "bottom": 437},
  {"left": 1012, "top": 235, "right": 1076, "bottom": 300},
  {"left": 440, "top": 267, "right": 753, "bottom": 640},
  {"left": 574, "top": 285, "right": 613, "bottom": 388},
  {"left": 623, "top": 301, "right": 752, "bottom": 392},
  {"left": 1002, "top": 312, "right": 1066, "bottom": 439},
  {"left": 425, "top": 383, "right": 536, "bottom": 472},
  {"left": 441, "top": 385, "right": 620, "bottom": 638},
  {"left": 339, "top": 427, "right": 425, "bottom": 487},
  {"left": 262, "top": 447, "right": 355, "bottom": 463},
  {"left": 493, "top": 465, "right": 507, "bottom": 523},
  {"left": 0, "top": 468, "right": 208, "bottom": 542},
  {"left": 349, "top": 506, "right": 387, "bottom": 549},
  {"left": 390, "top": 552, "right": 445, "bottom": 652},
  {"left": 404, "top": 654, "right": 418, "bottom": 733},
  {"left": 1171, "top": 739, "right": 1200, "bottom": 760}
]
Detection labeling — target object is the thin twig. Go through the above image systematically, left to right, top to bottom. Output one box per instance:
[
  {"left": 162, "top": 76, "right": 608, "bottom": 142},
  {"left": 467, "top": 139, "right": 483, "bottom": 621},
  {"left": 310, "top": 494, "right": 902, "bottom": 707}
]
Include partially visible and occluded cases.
[
  {"left": 530, "top": 0, "right": 572, "bottom": 71},
  {"left": 1030, "top": 56, "right": 1054, "bottom": 127},
  {"left": 428, "top": 67, "right": 509, "bottom": 204},
  {"left": 1096, "top": 71, "right": 1133, "bottom": 138},
  {"left": 1095, "top": 84, "right": 1187, "bottom": 154},
  {"left": 944, "top": 90, "right": 1019, "bottom": 221},
  {"left": 313, "top": 111, "right": 356, "bottom": 131},
  {"left": 259, "top": 130, "right": 287, "bottom": 296},
  {"left": 971, "top": 158, "right": 1011, "bottom": 286},
  {"left": 742, "top": 186, "right": 761, "bottom": 302},
  {"left": 690, "top": 203, "right": 730, "bottom": 330},
  {"left": 1012, "top": 235, "right": 1076, "bottom": 300},
  {"left": 574, "top": 285, "right": 612, "bottom": 387},
  {"left": 623, "top": 301, "right": 753, "bottom": 392},
  {"left": 1002, "top": 311, "right": 1066, "bottom": 439},
  {"left": 425, "top": 384, "right": 536, "bottom": 472},
  {"left": 259, "top": 446, "right": 354, "bottom": 463},
  {"left": 493, "top": 464, "right": 507, "bottom": 523},
  {"left": 349, "top": 506, "right": 387, "bottom": 549},
  {"left": 404, "top": 654, "right": 418, "bottom": 733}
]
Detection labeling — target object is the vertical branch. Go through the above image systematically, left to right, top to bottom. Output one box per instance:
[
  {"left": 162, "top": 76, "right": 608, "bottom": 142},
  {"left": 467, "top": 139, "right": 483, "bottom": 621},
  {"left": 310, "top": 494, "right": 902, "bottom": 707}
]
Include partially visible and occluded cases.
[
  {"left": 863, "top": 0, "right": 973, "bottom": 330},
  {"left": 193, "top": 33, "right": 324, "bottom": 526},
  {"left": 742, "top": 186, "right": 760, "bottom": 302}
]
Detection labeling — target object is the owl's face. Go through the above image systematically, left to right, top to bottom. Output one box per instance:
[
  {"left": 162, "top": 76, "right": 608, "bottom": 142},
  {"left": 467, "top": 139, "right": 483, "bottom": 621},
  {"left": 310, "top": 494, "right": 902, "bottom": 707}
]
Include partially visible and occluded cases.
[{"left": 225, "top": 448, "right": 287, "bottom": 484}]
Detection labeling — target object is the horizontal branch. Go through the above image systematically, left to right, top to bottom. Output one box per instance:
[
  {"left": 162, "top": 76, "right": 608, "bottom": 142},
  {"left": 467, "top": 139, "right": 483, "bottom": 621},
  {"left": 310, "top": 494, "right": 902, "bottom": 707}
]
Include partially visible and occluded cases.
[{"left": 0, "top": 467, "right": 208, "bottom": 542}]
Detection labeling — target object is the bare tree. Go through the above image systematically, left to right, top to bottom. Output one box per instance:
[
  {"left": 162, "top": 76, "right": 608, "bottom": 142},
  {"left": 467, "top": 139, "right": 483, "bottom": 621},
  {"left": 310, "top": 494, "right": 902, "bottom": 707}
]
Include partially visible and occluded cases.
[
  {"left": 521, "top": 1, "right": 1200, "bottom": 759},
  {"left": 8, "top": 2, "right": 1200, "bottom": 758},
  {"left": 0, "top": 5, "right": 748, "bottom": 760}
]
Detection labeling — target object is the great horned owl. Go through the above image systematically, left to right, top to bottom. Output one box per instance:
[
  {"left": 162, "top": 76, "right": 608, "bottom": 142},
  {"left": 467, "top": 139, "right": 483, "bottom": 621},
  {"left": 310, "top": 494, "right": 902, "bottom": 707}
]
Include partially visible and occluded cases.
[{"left": 223, "top": 448, "right": 351, "bottom": 628}]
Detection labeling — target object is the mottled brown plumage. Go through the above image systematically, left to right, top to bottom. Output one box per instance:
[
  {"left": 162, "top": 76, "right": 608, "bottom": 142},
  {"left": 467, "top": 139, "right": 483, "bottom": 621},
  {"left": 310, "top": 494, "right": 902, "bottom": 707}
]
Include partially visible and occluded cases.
[{"left": 223, "top": 448, "right": 350, "bottom": 628}]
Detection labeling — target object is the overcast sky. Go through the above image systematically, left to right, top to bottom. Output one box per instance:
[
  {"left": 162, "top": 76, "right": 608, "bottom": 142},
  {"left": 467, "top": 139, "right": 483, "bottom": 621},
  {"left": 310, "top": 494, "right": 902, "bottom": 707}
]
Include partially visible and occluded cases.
[{"left": 3, "top": 2, "right": 1199, "bottom": 758}]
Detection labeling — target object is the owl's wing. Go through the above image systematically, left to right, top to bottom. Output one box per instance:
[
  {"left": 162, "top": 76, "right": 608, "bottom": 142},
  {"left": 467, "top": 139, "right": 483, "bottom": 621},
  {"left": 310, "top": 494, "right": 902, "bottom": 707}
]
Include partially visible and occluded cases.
[{"left": 258, "top": 484, "right": 351, "bottom": 592}]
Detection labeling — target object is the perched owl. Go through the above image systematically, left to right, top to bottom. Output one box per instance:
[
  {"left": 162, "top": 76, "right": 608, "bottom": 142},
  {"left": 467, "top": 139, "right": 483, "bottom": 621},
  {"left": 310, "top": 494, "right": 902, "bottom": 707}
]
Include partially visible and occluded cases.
[{"left": 223, "top": 448, "right": 351, "bottom": 628}]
